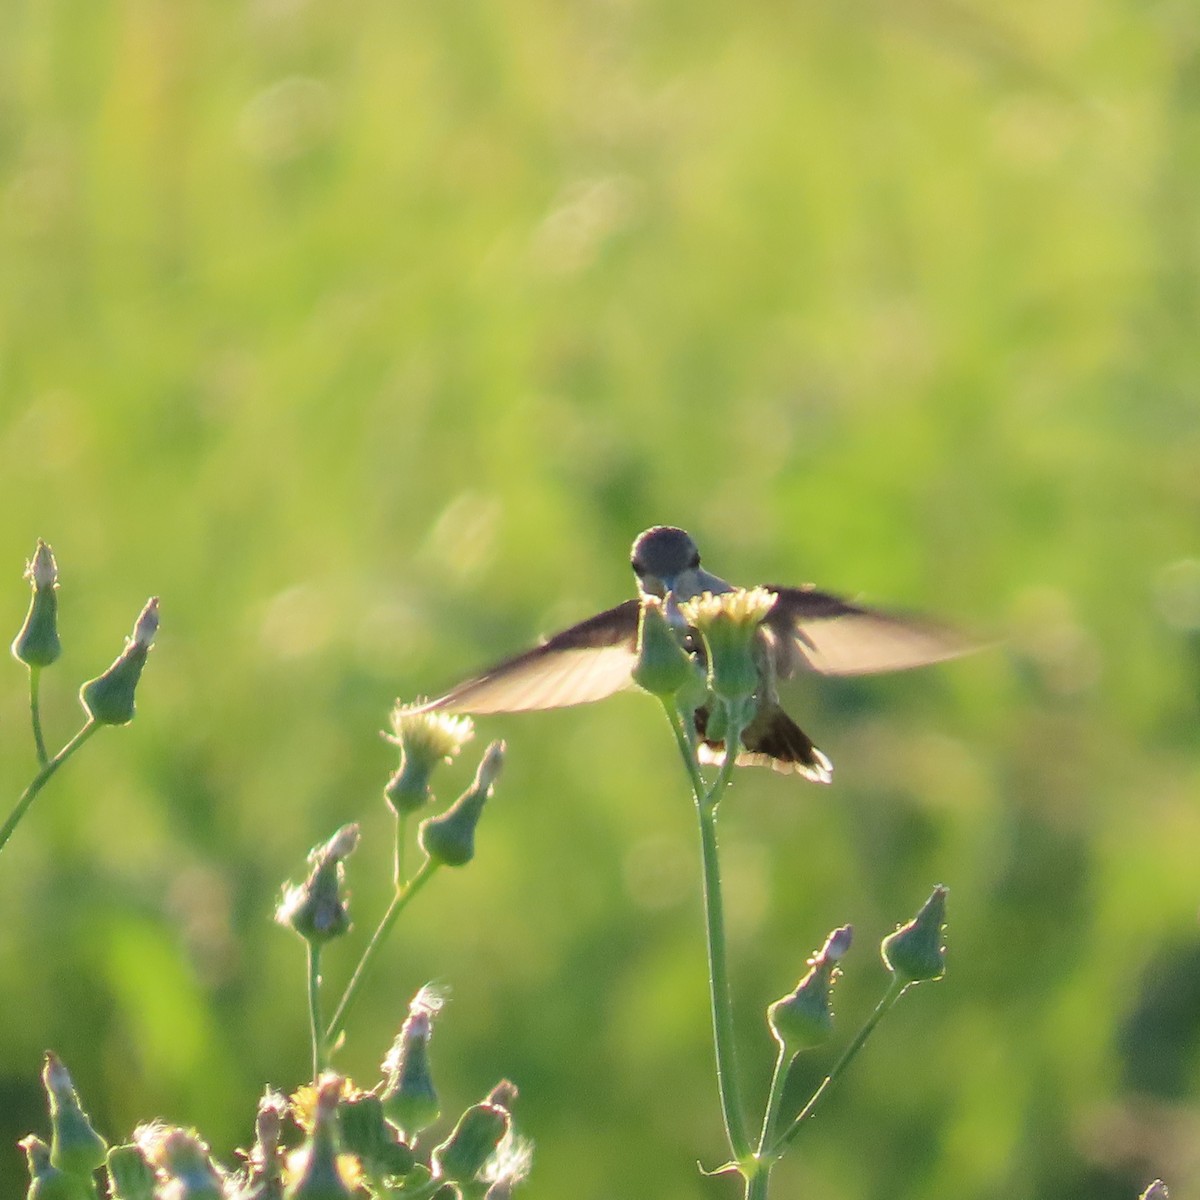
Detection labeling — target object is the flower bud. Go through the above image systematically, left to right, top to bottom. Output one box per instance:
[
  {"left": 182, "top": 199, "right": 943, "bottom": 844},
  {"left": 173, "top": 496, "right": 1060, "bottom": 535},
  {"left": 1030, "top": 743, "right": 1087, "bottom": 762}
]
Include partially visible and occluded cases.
[
  {"left": 12, "top": 541, "right": 62, "bottom": 669},
  {"left": 679, "top": 588, "right": 777, "bottom": 704},
  {"left": 632, "top": 596, "right": 692, "bottom": 698},
  {"left": 79, "top": 598, "right": 159, "bottom": 726},
  {"left": 385, "top": 705, "right": 474, "bottom": 816},
  {"left": 418, "top": 741, "right": 504, "bottom": 868},
  {"left": 276, "top": 825, "right": 360, "bottom": 945},
  {"left": 881, "top": 886, "right": 948, "bottom": 984},
  {"left": 768, "top": 925, "right": 852, "bottom": 1053},
  {"left": 380, "top": 988, "right": 443, "bottom": 1140},
  {"left": 42, "top": 1053, "right": 107, "bottom": 1178},
  {"left": 285, "top": 1077, "right": 353, "bottom": 1200},
  {"left": 241, "top": 1091, "right": 287, "bottom": 1200},
  {"left": 337, "top": 1092, "right": 414, "bottom": 1183},
  {"left": 431, "top": 1093, "right": 512, "bottom": 1186},
  {"left": 136, "top": 1127, "right": 223, "bottom": 1200},
  {"left": 20, "top": 1135, "right": 88, "bottom": 1200},
  {"left": 106, "top": 1144, "right": 156, "bottom": 1200},
  {"left": 1141, "top": 1182, "right": 1169, "bottom": 1200}
]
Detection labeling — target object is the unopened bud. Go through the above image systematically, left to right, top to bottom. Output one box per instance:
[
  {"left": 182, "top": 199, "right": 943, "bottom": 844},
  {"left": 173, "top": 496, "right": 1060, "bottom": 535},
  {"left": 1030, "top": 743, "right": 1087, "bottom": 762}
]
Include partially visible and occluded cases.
[
  {"left": 12, "top": 541, "right": 62, "bottom": 669},
  {"left": 632, "top": 597, "right": 691, "bottom": 698},
  {"left": 79, "top": 598, "right": 159, "bottom": 725},
  {"left": 417, "top": 741, "right": 504, "bottom": 867},
  {"left": 276, "top": 825, "right": 360, "bottom": 945},
  {"left": 882, "top": 886, "right": 948, "bottom": 984},
  {"left": 768, "top": 925, "right": 852, "bottom": 1052},
  {"left": 380, "top": 989, "right": 442, "bottom": 1139},
  {"left": 42, "top": 1053, "right": 107, "bottom": 1178},
  {"left": 287, "top": 1076, "right": 353, "bottom": 1200},
  {"left": 337, "top": 1091, "right": 414, "bottom": 1183},
  {"left": 241, "top": 1092, "right": 287, "bottom": 1199},
  {"left": 431, "top": 1096, "right": 511, "bottom": 1185},
  {"left": 137, "top": 1127, "right": 222, "bottom": 1200},
  {"left": 20, "top": 1135, "right": 87, "bottom": 1200},
  {"left": 106, "top": 1144, "right": 155, "bottom": 1200},
  {"left": 1141, "top": 1182, "right": 1169, "bottom": 1200}
]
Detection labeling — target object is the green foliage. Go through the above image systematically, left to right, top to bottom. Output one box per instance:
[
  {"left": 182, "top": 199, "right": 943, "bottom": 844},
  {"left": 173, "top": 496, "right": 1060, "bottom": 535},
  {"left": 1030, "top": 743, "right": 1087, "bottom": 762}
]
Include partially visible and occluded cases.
[{"left": 2, "top": 1, "right": 1199, "bottom": 1197}]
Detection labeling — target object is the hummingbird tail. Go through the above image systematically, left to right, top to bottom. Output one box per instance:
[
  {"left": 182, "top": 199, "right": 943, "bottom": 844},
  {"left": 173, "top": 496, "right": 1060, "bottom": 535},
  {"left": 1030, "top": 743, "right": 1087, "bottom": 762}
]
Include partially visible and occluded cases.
[{"left": 694, "top": 704, "right": 833, "bottom": 784}]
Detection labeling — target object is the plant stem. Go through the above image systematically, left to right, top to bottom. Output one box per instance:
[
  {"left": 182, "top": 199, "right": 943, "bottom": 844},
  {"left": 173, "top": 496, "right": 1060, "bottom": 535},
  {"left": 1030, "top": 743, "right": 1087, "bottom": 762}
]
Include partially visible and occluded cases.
[
  {"left": 29, "top": 667, "right": 49, "bottom": 767},
  {"left": 665, "top": 694, "right": 753, "bottom": 1166},
  {"left": 0, "top": 720, "right": 99, "bottom": 856},
  {"left": 695, "top": 783, "right": 752, "bottom": 1163},
  {"left": 394, "top": 814, "right": 409, "bottom": 889},
  {"left": 325, "top": 857, "right": 440, "bottom": 1046},
  {"left": 307, "top": 943, "right": 324, "bottom": 1080},
  {"left": 769, "top": 977, "right": 908, "bottom": 1157},
  {"left": 756, "top": 1042, "right": 792, "bottom": 1161}
]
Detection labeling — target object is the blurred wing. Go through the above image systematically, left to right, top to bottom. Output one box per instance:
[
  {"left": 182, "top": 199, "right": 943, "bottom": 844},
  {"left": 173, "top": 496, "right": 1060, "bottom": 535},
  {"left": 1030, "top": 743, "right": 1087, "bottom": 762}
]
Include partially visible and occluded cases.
[
  {"left": 763, "top": 586, "right": 972, "bottom": 678},
  {"left": 418, "top": 600, "right": 641, "bottom": 714}
]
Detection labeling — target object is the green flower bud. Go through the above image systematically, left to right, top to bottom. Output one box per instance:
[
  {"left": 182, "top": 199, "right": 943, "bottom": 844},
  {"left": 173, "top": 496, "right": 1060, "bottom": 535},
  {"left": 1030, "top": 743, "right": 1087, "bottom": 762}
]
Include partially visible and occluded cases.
[
  {"left": 12, "top": 541, "right": 62, "bottom": 669},
  {"left": 679, "top": 588, "right": 777, "bottom": 704},
  {"left": 632, "top": 596, "right": 691, "bottom": 698},
  {"left": 79, "top": 598, "right": 158, "bottom": 726},
  {"left": 385, "top": 705, "right": 474, "bottom": 816},
  {"left": 418, "top": 741, "right": 504, "bottom": 868},
  {"left": 276, "top": 825, "right": 360, "bottom": 945},
  {"left": 881, "top": 885, "right": 948, "bottom": 984},
  {"left": 767, "top": 925, "right": 852, "bottom": 1053},
  {"left": 380, "top": 988, "right": 443, "bottom": 1140},
  {"left": 42, "top": 1053, "right": 107, "bottom": 1179},
  {"left": 286, "top": 1077, "right": 353, "bottom": 1200},
  {"left": 431, "top": 1090, "right": 512, "bottom": 1186},
  {"left": 242, "top": 1092, "right": 287, "bottom": 1200},
  {"left": 337, "top": 1092, "right": 414, "bottom": 1183},
  {"left": 136, "top": 1127, "right": 222, "bottom": 1200},
  {"left": 20, "top": 1136, "right": 89, "bottom": 1200},
  {"left": 105, "top": 1144, "right": 156, "bottom": 1200}
]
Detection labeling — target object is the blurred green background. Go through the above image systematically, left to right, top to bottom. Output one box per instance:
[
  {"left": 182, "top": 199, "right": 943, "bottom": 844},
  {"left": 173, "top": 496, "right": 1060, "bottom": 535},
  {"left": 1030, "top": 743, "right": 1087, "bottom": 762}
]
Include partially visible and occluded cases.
[{"left": 2, "top": 0, "right": 1199, "bottom": 1196}]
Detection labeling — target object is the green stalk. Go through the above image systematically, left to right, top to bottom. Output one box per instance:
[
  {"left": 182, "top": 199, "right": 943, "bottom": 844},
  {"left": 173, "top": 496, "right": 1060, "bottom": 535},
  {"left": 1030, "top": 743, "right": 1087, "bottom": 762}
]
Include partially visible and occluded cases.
[
  {"left": 29, "top": 667, "right": 49, "bottom": 767},
  {"left": 663, "top": 696, "right": 753, "bottom": 1166},
  {"left": 0, "top": 720, "right": 99, "bottom": 856},
  {"left": 694, "top": 790, "right": 751, "bottom": 1161},
  {"left": 394, "top": 813, "right": 409, "bottom": 888},
  {"left": 325, "top": 857, "right": 439, "bottom": 1045},
  {"left": 307, "top": 943, "right": 324, "bottom": 1080},
  {"left": 756, "top": 1042, "right": 792, "bottom": 1161}
]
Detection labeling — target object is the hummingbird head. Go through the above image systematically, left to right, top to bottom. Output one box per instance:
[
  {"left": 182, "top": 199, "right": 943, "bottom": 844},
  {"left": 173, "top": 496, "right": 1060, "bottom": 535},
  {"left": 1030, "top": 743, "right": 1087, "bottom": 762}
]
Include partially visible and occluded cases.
[{"left": 630, "top": 526, "right": 702, "bottom": 598}]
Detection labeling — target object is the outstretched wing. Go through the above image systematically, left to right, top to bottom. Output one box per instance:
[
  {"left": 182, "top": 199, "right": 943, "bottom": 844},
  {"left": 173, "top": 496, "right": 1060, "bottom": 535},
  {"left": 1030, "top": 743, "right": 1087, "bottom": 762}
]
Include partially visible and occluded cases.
[
  {"left": 763, "top": 586, "right": 972, "bottom": 678},
  {"left": 418, "top": 600, "right": 642, "bottom": 714}
]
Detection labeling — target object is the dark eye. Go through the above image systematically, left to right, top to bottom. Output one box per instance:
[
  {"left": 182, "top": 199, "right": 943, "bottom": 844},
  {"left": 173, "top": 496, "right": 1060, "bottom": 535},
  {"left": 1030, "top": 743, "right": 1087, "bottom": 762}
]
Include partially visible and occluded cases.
[{"left": 689, "top": 552, "right": 701, "bottom": 569}]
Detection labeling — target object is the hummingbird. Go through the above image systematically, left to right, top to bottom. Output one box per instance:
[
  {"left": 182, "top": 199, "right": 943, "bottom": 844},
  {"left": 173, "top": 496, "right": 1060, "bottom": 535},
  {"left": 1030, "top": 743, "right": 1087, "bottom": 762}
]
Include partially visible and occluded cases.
[{"left": 416, "top": 526, "right": 969, "bottom": 782}]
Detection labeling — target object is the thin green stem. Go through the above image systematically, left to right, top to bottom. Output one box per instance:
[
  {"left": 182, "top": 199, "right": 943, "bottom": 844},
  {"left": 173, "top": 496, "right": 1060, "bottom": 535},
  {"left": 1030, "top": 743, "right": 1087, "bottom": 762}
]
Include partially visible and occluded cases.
[
  {"left": 29, "top": 668, "right": 49, "bottom": 767},
  {"left": 660, "top": 699, "right": 707, "bottom": 802},
  {"left": 0, "top": 720, "right": 100, "bottom": 857},
  {"left": 695, "top": 785, "right": 752, "bottom": 1162},
  {"left": 394, "top": 813, "right": 408, "bottom": 888},
  {"left": 325, "top": 857, "right": 440, "bottom": 1046},
  {"left": 307, "top": 943, "right": 324, "bottom": 1080},
  {"left": 769, "top": 977, "right": 908, "bottom": 1157},
  {"left": 756, "top": 1042, "right": 793, "bottom": 1160},
  {"left": 746, "top": 1165, "right": 771, "bottom": 1200}
]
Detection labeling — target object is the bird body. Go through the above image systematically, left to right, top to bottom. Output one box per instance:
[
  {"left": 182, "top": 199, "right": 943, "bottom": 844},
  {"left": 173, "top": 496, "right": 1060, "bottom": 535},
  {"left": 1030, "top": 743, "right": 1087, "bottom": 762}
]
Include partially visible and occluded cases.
[{"left": 417, "top": 527, "right": 968, "bottom": 781}]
